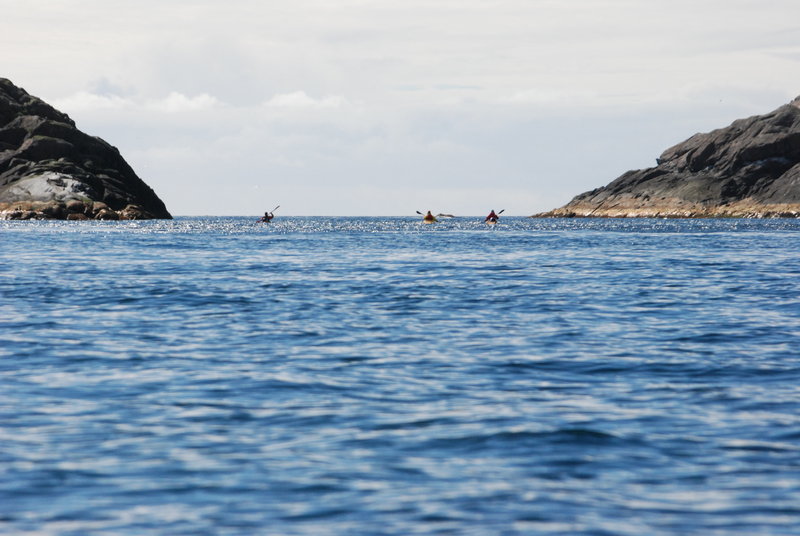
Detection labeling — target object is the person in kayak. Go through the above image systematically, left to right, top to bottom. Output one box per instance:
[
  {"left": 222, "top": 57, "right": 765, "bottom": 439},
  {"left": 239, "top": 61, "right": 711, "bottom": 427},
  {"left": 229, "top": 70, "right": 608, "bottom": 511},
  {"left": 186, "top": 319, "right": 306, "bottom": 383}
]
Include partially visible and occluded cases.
[
  {"left": 485, "top": 209, "right": 499, "bottom": 223},
  {"left": 423, "top": 210, "right": 438, "bottom": 223},
  {"left": 259, "top": 211, "right": 274, "bottom": 223}
]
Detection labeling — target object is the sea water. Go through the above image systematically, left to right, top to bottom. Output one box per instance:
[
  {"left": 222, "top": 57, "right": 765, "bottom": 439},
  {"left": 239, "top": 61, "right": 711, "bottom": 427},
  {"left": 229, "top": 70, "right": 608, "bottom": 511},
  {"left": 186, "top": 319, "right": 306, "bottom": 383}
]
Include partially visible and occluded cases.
[{"left": 1, "top": 217, "right": 799, "bottom": 535}]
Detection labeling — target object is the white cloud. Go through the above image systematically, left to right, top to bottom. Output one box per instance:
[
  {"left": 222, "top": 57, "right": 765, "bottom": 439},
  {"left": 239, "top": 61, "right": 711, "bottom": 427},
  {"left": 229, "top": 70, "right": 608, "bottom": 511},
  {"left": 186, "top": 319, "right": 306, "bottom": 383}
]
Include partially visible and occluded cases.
[
  {"left": 500, "top": 89, "right": 601, "bottom": 107},
  {"left": 50, "top": 91, "right": 225, "bottom": 120},
  {"left": 51, "top": 91, "right": 135, "bottom": 112},
  {"left": 263, "top": 91, "right": 347, "bottom": 109},
  {"left": 145, "top": 92, "right": 223, "bottom": 113}
]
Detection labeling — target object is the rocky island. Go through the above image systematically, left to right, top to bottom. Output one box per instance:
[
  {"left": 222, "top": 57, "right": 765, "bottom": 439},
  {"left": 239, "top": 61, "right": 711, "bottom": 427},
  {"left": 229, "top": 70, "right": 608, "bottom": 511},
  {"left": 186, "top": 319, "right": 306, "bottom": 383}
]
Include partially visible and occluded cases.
[
  {"left": 0, "top": 78, "right": 171, "bottom": 220},
  {"left": 535, "top": 96, "right": 800, "bottom": 218}
]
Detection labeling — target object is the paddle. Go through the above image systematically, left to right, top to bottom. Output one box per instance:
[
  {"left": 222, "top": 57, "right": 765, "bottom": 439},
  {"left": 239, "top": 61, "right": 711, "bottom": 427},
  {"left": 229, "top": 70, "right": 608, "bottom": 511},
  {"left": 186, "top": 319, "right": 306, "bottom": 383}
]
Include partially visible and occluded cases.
[{"left": 417, "top": 211, "right": 453, "bottom": 217}]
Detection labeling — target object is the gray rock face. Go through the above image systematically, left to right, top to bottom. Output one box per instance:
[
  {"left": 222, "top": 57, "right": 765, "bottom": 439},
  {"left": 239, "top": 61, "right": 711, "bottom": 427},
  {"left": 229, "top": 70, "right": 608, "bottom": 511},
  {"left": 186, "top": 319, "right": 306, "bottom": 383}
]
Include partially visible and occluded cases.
[
  {"left": 0, "top": 78, "right": 171, "bottom": 220},
  {"left": 536, "top": 97, "right": 800, "bottom": 218}
]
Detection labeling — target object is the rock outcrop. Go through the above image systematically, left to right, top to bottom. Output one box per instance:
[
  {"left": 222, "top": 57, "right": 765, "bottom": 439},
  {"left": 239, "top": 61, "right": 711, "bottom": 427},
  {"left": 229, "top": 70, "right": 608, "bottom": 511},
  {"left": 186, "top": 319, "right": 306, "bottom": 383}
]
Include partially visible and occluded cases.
[
  {"left": 0, "top": 78, "right": 171, "bottom": 220},
  {"left": 535, "top": 96, "right": 800, "bottom": 218}
]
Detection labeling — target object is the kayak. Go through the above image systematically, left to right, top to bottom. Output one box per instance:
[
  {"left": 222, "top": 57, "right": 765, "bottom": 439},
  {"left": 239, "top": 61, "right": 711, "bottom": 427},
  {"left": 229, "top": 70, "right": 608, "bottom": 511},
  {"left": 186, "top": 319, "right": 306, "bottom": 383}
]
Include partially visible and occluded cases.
[{"left": 486, "top": 218, "right": 498, "bottom": 225}]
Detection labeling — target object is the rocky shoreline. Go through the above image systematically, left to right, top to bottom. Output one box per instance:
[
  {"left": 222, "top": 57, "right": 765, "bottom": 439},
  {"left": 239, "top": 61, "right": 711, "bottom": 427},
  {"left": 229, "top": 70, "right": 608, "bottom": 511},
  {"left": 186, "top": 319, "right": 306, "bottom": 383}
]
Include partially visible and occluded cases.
[
  {"left": 0, "top": 78, "right": 171, "bottom": 220},
  {"left": 535, "top": 96, "right": 800, "bottom": 218},
  {"left": 534, "top": 198, "right": 800, "bottom": 219},
  {"left": 0, "top": 199, "right": 159, "bottom": 221}
]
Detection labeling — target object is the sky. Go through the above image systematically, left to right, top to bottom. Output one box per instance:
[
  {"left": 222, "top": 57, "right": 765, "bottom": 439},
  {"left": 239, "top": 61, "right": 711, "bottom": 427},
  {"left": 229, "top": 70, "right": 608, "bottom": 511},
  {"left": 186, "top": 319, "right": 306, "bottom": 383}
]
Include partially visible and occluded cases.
[{"left": 2, "top": 0, "right": 800, "bottom": 216}]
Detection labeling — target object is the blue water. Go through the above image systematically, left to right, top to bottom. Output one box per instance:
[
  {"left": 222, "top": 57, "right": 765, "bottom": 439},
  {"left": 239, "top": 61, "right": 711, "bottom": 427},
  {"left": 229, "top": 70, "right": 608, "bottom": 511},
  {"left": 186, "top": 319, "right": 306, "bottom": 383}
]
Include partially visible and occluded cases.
[{"left": 2, "top": 216, "right": 800, "bottom": 535}]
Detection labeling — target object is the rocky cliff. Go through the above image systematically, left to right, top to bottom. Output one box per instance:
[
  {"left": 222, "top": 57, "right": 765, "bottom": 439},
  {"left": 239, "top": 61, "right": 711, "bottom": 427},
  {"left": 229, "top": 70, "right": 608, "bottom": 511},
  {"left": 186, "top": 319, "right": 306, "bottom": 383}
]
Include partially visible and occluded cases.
[
  {"left": 0, "top": 78, "right": 171, "bottom": 220},
  {"left": 535, "top": 96, "right": 800, "bottom": 218}
]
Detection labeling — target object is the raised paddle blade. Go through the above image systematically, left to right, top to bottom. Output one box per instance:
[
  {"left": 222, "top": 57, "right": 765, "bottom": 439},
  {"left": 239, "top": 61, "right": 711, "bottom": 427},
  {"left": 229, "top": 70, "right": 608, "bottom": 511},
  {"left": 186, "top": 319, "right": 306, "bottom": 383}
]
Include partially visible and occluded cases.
[{"left": 498, "top": 209, "right": 505, "bottom": 215}]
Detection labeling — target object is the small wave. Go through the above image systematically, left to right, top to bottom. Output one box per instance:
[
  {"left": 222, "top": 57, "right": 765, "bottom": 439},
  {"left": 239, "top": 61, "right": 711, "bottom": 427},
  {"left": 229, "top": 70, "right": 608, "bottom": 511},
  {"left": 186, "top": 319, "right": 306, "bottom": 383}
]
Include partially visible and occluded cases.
[{"left": 421, "top": 427, "right": 623, "bottom": 453}]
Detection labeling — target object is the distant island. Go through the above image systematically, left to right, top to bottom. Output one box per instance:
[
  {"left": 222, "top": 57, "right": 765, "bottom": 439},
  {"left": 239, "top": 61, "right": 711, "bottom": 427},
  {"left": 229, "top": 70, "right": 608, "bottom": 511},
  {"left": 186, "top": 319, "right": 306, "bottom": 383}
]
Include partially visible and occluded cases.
[
  {"left": 0, "top": 78, "right": 171, "bottom": 220},
  {"left": 535, "top": 96, "right": 800, "bottom": 218}
]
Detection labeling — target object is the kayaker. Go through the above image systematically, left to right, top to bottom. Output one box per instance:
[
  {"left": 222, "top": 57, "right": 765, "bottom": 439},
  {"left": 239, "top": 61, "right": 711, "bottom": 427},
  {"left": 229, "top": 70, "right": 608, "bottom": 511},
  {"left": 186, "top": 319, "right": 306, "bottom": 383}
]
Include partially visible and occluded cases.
[
  {"left": 485, "top": 209, "right": 499, "bottom": 223},
  {"left": 423, "top": 210, "right": 437, "bottom": 223},
  {"left": 259, "top": 211, "right": 274, "bottom": 222}
]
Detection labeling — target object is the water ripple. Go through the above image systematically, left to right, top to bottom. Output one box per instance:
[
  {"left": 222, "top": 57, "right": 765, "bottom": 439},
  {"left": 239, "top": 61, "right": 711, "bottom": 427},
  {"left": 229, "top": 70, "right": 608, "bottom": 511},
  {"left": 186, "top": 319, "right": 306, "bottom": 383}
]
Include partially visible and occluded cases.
[{"left": 2, "top": 217, "right": 800, "bottom": 534}]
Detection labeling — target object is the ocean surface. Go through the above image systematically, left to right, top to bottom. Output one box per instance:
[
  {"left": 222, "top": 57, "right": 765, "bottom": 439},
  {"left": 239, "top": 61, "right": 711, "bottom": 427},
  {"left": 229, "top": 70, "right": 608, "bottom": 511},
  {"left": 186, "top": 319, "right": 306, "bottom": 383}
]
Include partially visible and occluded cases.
[{"left": 2, "top": 216, "right": 800, "bottom": 535}]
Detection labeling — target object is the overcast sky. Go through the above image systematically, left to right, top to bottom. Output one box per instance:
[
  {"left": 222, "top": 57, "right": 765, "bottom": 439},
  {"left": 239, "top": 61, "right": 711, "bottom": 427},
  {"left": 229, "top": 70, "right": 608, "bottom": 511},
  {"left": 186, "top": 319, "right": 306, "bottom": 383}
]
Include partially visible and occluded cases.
[{"left": 3, "top": 0, "right": 800, "bottom": 215}]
